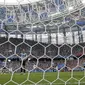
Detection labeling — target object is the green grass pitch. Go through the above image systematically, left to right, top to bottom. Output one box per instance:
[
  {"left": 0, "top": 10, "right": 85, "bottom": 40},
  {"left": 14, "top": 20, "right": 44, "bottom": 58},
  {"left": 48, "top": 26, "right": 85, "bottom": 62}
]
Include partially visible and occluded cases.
[{"left": 0, "top": 72, "right": 85, "bottom": 85}]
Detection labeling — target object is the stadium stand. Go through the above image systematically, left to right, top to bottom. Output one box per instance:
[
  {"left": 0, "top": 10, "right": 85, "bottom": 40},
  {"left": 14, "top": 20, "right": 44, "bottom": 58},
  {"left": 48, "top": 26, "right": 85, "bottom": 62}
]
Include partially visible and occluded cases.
[{"left": 0, "top": 0, "right": 85, "bottom": 85}]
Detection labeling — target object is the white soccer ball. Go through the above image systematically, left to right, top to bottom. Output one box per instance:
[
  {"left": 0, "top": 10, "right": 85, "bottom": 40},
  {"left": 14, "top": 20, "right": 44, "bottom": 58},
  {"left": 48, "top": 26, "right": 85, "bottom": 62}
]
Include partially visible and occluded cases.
[{"left": 8, "top": 59, "right": 11, "bottom": 62}]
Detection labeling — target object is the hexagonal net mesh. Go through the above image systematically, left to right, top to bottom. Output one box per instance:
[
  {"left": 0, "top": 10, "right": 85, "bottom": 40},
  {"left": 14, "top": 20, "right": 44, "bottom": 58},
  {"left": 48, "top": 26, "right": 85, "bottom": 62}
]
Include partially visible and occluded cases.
[{"left": 0, "top": 0, "right": 85, "bottom": 85}]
